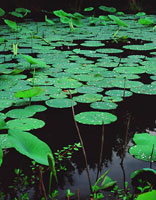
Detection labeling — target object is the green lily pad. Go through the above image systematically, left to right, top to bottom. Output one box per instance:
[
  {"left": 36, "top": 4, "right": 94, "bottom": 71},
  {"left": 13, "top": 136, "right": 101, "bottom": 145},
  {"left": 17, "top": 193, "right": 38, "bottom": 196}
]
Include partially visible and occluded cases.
[
  {"left": 80, "top": 41, "right": 105, "bottom": 47},
  {"left": 123, "top": 43, "right": 155, "bottom": 51},
  {"left": 96, "top": 48, "right": 123, "bottom": 54},
  {"left": 114, "top": 66, "right": 145, "bottom": 74},
  {"left": 54, "top": 78, "right": 82, "bottom": 89},
  {"left": 131, "top": 84, "right": 156, "bottom": 95},
  {"left": 76, "top": 86, "right": 103, "bottom": 94},
  {"left": 105, "top": 89, "right": 133, "bottom": 97},
  {"left": 73, "top": 94, "right": 103, "bottom": 103},
  {"left": 45, "top": 98, "right": 77, "bottom": 108},
  {"left": 0, "top": 99, "right": 13, "bottom": 110},
  {"left": 90, "top": 101, "right": 118, "bottom": 110},
  {"left": 25, "top": 105, "right": 47, "bottom": 113},
  {"left": 6, "top": 108, "right": 35, "bottom": 119},
  {"left": 75, "top": 111, "right": 117, "bottom": 125},
  {"left": 0, "top": 112, "right": 7, "bottom": 121},
  {"left": 7, "top": 118, "right": 45, "bottom": 131},
  {"left": 8, "top": 129, "right": 52, "bottom": 166},
  {"left": 129, "top": 133, "right": 156, "bottom": 162},
  {"left": 0, "top": 134, "right": 12, "bottom": 149}
]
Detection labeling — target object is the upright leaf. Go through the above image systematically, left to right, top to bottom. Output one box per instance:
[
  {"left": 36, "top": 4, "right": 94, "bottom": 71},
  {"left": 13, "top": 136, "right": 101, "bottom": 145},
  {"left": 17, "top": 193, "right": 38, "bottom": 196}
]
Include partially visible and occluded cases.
[{"left": 8, "top": 129, "right": 52, "bottom": 166}]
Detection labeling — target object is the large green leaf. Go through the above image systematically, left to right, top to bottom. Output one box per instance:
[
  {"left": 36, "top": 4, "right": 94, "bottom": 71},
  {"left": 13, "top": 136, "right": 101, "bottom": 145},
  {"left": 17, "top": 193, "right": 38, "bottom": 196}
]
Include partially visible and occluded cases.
[
  {"left": 0, "top": 8, "right": 5, "bottom": 17},
  {"left": 108, "top": 15, "right": 128, "bottom": 27},
  {"left": 4, "top": 19, "right": 17, "bottom": 30},
  {"left": 15, "top": 87, "right": 45, "bottom": 98},
  {"left": 8, "top": 129, "right": 52, "bottom": 166},
  {"left": 129, "top": 133, "right": 156, "bottom": 162},
  {"left": 136, "top": 190, "right": 156, "bottom": 200}
]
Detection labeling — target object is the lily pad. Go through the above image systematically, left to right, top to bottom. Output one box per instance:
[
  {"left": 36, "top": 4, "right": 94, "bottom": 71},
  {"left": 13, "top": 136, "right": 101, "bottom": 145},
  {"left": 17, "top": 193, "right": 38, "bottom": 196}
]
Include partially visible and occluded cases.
[
  {"left": 96, "top": 48, "right": 123, "bottom": 54},
  {"left": 114, "top": 66, "right": 145, "bottom": 74},
  {"left": 54, "top": 77, "right": 82, "bottom": 89},
  {"left": 131, "top": 84, "right": 156, "bottom": 95},
  {"left": 76, "top": 86, "right": 103, "bottom": 94},
  {"left": 105, "top": 89, "right": 133, "bottom": 97},
  {"left": 73, "top": 94, "right": 103, "bottom": 103},
  {"left": 45, "top": 98, "right": 77, "bottom": 108},
  {"left": 90, "top": 102, "right": 118, "bottom": 110},
  {"left": 25, "top": 105, "right": 47, "bottom": 113},
  {"left": 6, "top": 108, "right": 35, "bottom": 119},
  {"left": 75, "top": 111, "right": 117, "bottom": 125},
  {"left": 7, "top": 118, "right": 45, "bottom": 131},
  {"left": 129, "top": 133, "right": 156, "bottom": 162},
  {"left": 0, "top": 134, "right": 12, "bottom": 149},
  {"left": 0, "top": 147, "right": 3, "bottom": 167}
]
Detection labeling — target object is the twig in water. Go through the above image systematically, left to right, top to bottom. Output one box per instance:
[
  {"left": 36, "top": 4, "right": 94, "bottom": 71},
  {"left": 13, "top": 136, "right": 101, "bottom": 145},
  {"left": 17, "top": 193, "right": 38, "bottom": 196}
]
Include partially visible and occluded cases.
[
  {"left": 68, "top": 90, "right": 92, "bottom": 193},
  {"left": 96, "top": 121, "right": 104, "bottom": 181},
  {"left": 150, "top": 144, "right": 154, "bottom": 168},
  {"left": 38, "top": 166, "right": 47, "bottom": 200}
]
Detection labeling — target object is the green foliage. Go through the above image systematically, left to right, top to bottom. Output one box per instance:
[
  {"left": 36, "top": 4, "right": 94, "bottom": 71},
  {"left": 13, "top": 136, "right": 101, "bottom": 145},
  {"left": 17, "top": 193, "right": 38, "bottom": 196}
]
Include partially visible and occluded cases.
[
  {"left": 99, "top": 5, "right": 116, "bottom": 13},
  {"left": 0, "top": 8, "right": 5, "bottom": 17},
  {"left": 45, "top": 15, "right": 55, "bottom": 25},
  {"left": 108, "top": 15, "right": 128, "bottom": 27},
  {"left": 138, "top": 17, "right": 155, "bottom": 26},
  {"left": 4, "top": 19, "right": 18, "bottom": 30},
  {"left": 14, "top": 87, "right": 45, "bottom": 98},
  {"left": 8, "top": 129, "right": 52, "bottom": 165},
  {"left": 129, "top": 133, "right": 156, "bottom": 161},
  {"left": 0, "top": 147, "right": 3, "bottom": 167},
  {"left": 136, "top": 190, "right": 156, "bottom": 200}
]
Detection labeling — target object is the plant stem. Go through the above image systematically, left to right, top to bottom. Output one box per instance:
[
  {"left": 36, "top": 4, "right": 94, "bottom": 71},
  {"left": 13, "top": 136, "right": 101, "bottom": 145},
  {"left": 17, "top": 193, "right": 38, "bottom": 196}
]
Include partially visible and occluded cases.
[
  {"left": 69, "top": 90, "right": 92, "bottom": 193},
  {"left": 96, "top": 121, "right": 104, "bottom": 181},
  {"left": 150, "top": 144, "right": 154, "bottom": 168},
  {"left": 38, "top": 166, "right": 47, "bottom": 200},
  {"left": 49, "top": 172, "right": 52, "bottom": 198}
]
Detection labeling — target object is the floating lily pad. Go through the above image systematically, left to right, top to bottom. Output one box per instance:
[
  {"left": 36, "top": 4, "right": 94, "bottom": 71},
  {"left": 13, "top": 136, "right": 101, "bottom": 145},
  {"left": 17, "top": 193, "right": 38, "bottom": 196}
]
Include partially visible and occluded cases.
[
  {"left": 80, "top": 40, "right": 105, "bottom": 47},
  {"left": 123, "top": 43, "right": 155, "bottom": 51},
  {"left": 96, "top": 48, "right": 123, "bottom": 54},
  {"left": 114, "top": 66, "right": 145, "bottom": 74},
  {"left": 54, "top": 77, "right": 82, "bottom": 89},
  {"left": 131, "top": 84, "right": 156, "bottom": 95},
  {"left": 76, "top": 86, "right": 103, "bottom": 94},
  {"left": 15, "top": 87, "right": 45, "bottom": 98},
  {"left": 105, "top": 89, "right": 133, "bottom": 97},
  {"left": 73, "top": 94, "right": 103, "bottom": 103},
  {"left": 103, "top": 96, "right": 123, "bottom": 103},
  {"left": 45, "top": 98, "right": 77, "bottom": 108},
  {"left": 0, "top": 99, "right": 13, "bottom": 110},
  {"left": 90, "top": 102, "right": 118, "bottom": 110},
  {"left": 25, "top": 105, "right": 47, "bottom": 112},
  {"left": 6, "top": 108, "right": 35, "bottom": 119},
  {"left": 75, "top": 111, "right": 117, "bottom": 125},
  {"left": 0, "top": 112, "right": 7, "bottom": 121},
  {"left": 7, "top": 118, "right": 45, "bottom": 131},
  {"left": 129, "top": 133, "right": 156, "bottom": 162},
  {"left": 0, "top": 134, "right": 12, "bottom": 149},
  {"left": 0, "top": 147, "right": 2, "bottom": 167}
]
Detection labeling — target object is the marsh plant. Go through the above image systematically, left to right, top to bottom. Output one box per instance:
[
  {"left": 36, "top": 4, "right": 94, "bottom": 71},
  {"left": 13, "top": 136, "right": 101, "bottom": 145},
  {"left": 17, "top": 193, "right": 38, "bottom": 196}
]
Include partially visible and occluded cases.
[{"left": 0, "top": 3, "right": 156, "bottom": 200}]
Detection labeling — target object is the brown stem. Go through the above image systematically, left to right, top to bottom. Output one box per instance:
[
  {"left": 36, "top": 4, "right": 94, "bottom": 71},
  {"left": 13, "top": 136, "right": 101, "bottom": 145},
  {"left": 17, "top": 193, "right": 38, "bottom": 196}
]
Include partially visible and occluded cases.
[
  {"left": 69, "top": 90, "right": 92, "bottom": 193},
  {"left": 96, "top": 121, "right": 104, "bottom": 181},
  {"left": 38, "top": 166, "right": 47, "bottom": 200}
]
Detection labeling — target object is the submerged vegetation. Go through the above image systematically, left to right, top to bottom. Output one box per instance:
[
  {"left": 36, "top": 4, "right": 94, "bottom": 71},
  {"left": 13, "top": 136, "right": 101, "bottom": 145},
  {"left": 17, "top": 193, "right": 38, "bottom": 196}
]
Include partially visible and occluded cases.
[{"left": 0, "top": 4, "right": 156, "bottom": 199}]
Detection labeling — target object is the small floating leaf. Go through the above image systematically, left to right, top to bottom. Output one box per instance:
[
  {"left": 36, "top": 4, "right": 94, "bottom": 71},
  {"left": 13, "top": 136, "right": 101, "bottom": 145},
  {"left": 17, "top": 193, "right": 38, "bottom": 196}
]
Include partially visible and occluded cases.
[
  {"left": 108, "top": 15, "right": 128, "bottom": 27},
  {"left": 105, "top": 89, "right": 133, "bottom": 97},
  {"left": 46, "top": 98, "right": 77, "bottom": 108},
  {"left": 90, "top": 102, "right": 118, "bottom": 110},
  {"left": 75, "top": 111, "right": 117, "bottom": 125},
  {"left": 136, "top": 190, "right": 156, "bottom": 200}
]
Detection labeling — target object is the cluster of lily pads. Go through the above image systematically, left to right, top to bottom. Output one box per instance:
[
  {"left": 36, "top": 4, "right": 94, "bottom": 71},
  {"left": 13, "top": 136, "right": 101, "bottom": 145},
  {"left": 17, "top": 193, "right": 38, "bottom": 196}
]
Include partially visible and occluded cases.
[{"left": 0, "top": 4, "right": 156, "bottom": 199}]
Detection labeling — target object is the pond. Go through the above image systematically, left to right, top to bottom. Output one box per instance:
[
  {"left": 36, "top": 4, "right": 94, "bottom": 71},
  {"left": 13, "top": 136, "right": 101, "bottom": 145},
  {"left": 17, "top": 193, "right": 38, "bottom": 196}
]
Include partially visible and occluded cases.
[{"left": 1, "top": 7, "right": 156, "bottom": 200}]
